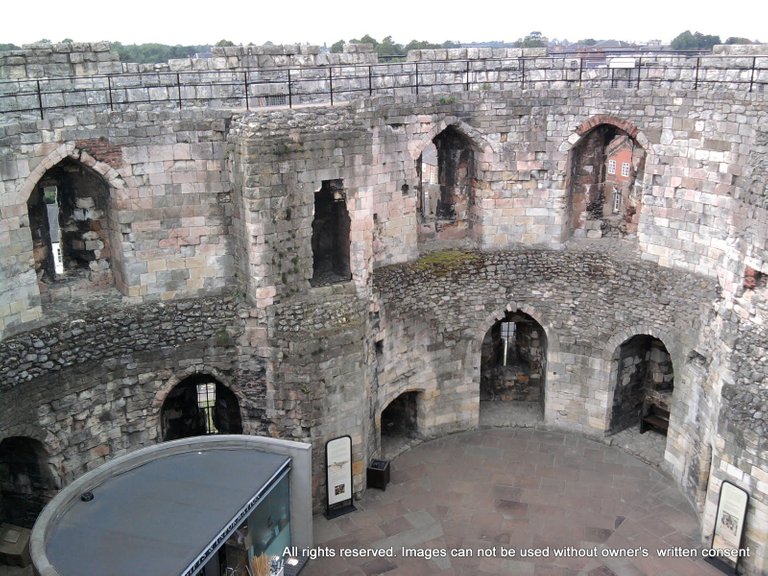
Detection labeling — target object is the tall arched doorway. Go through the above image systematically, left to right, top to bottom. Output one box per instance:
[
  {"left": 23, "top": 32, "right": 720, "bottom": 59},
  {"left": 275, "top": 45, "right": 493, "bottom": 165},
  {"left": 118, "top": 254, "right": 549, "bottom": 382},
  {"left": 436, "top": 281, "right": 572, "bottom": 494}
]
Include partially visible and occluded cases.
[
  {"left": 417, "top": 125, "right": 477, "bottom": 244},
  {"left": 480, "top": 310, "right": 547, "bottom": 427},
  {"left": 609, "top": 335, "right": 674, "bottom": 464},
  {"left": 160, "top": 375, "right": 243, "bottom": 441},
  {"left": 0, "top": 437, "right": 58, "bottom": 529}
]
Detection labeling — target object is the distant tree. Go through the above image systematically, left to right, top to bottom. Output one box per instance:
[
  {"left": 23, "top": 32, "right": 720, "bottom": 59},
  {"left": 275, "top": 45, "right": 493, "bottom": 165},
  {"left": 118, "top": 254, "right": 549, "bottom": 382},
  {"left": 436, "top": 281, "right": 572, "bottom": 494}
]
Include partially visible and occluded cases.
[
  {"left": 670, "top": 30, "right": 721, "bottom": 50},
  {"left": 514, "top": 31, "right": 547, "bottom": 48},
  {"left": 350, "top": 34, "right": 379, "bottom": 47},
  {"left": 347, "top": 35, "right": 407, "bottom": 59},
  {"left": 378, "top": 35, "right": 404, "bottom": 58},
  {"left": 725, "top": 37, "right": 754, "bottom": 44},
  {"left": 61, "top": 38, "right": 73, "bottom": 43},
  {"left": 577, "top": 38, "right": 598, "bottom": 46},
  {"left": 215, "top": 39, "right": 235, "bottom": 47},
  {"left": 330, "top": 39, "right": 345, "bottom": 53},
  {"left": 405, "top": 40, "right": 437, "bottom": 51},
  {"left": 442, "top": 40, "right": 461, "bottom": 49},
  {"left": 112, "top": 42, "right": 207, "bottom": 64},
  {"left": 0, "top": 43, "right": 20, "bottom": 51}
]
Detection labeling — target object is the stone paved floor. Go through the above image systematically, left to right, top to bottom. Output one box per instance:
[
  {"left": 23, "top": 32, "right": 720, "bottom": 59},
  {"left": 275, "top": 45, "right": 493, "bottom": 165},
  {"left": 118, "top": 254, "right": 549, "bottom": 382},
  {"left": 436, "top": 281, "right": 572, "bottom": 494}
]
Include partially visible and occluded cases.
[
  {"left": 479, "top": 401, "right": 667, "bottom": 467},
  {"left": 0, "top": 428, "right": 698, "bottom": 576},
  {"left": 303, "top": 428, "right": 723, "bottom": 576}
]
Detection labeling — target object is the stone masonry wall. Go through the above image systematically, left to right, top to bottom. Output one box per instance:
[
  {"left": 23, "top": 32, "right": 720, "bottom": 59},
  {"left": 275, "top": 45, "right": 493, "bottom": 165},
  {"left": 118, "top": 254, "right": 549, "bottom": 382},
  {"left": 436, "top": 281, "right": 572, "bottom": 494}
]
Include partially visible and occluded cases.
[
  {"left": 0, "top": 42, "right": 122, "bottom": 79},
  {"left": 0, "top": 42, "right": 376, "bottom": 80},
  {"left": 3, "top": 44, "right": 767, "bottom": 118},
  {"left": 2, "top": 58, "right": 768, "bottom": 573},
  {"left": 228, "top": 104, "right": 375, "bottom": 312},
  {"left": 0, "top": 109, "right": 235, "bottom": 337},
  {"left": 373, "top": 247, "right": 717, "bottom": 435},
  {"left": 270, "top": 285, "right": 369, "bottom": 511},
  {"left": 702, "top": 286, "right": 768, "bottom": 573}
]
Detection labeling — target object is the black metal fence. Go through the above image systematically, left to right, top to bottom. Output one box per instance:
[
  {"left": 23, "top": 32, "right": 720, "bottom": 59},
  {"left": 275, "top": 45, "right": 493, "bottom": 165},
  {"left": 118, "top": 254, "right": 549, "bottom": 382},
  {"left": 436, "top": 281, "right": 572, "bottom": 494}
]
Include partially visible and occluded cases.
[{"left": 1, "top": 54, "right": 766, "bottom": 119}]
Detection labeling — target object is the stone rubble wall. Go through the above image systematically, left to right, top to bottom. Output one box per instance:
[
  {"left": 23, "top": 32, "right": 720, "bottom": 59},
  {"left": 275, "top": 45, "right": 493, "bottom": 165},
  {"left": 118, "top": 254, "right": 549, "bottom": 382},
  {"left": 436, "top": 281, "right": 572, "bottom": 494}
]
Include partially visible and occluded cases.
[
  {"left": 0, "top": 294, "right": 275, "bottom": 483},
  {"left": 0, "top": 295, "right": 238, "bottom": 388}
]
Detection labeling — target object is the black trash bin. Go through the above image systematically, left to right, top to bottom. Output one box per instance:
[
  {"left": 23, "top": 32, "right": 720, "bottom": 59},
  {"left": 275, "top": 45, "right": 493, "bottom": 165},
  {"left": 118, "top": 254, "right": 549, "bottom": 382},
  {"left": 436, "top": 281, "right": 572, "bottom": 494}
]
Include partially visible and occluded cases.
[{"left": 367, "top": 459, "right": 390, "bottom": 490}]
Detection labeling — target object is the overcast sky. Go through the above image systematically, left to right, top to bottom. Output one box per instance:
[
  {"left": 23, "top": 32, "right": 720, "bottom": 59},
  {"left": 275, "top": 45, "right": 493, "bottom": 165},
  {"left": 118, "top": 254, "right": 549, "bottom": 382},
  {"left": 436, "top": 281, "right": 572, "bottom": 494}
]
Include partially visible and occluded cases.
[{"left": 3, "top": 0, "right": 763, "bottom": 47}]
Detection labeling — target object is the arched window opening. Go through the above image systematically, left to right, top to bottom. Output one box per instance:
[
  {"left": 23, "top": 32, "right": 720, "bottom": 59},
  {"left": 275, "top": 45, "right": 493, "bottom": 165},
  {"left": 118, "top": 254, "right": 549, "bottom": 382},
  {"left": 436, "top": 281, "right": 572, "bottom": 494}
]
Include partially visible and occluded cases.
[
  {"left": 568, "top": 125, "right": 645, "bottom": 239},
  {"left": 417, "top": 126, "right": 476, "bottom": 243},
  {"left": 26, "top": 158, "right": 113, "bottom": 289},
  {"left": 311, "top": 179, "right": 351, "bottom": 286},
  {"left": 480, "top": 310, "right": 547, "bottom": 426},
  {"left": 610, "top": 335, "right": 673, "bottom": 436},
  {"left": 161, "top": 375, "right": 243, "bottom": 441},
  {"left": 380, "top": 391, "right": 420, "bottom": 458},
  {"left": 0, "top": 437, "right": 58, "bottom": 529}
]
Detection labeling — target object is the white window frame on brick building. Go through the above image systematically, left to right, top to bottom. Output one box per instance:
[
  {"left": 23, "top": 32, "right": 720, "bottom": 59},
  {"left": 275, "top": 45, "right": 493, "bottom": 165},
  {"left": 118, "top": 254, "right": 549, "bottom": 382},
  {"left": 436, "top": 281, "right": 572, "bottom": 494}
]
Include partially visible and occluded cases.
[
  {"left": 607, "top": 159, "right": 616, "bottom": 175},
  {"left": 621, "top": 162, "right": 630, "bottom": 177},
  {"left": 612, "top": 187, "right": 622, "bottom": 213}
]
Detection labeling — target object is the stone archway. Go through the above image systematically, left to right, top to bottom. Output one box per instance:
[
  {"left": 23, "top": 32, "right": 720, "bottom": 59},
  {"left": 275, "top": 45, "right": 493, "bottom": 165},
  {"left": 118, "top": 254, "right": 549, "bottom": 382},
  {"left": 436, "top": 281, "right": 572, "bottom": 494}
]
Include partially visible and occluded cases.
[
  {"left": 564, "top": 116, "right": 647, "bottom": 240},
  {"left": 411, "top": 119, "right": 495, "bottom": 248},
  {"left": 417, "top": 125, "right": 476, "bottom": 243},
  {"left": 26, "top": 156, "right": 114, "bottom": 289},
  {"left": 479, "top": 309, "right": 547, "bottom": 427},
  {"left": 608, "top": 334, "right": 674, "bottom": 464},
  {"left": 160, "top": 374, "right": 243, "bottom": 441},
  {"left": 380, "top": 391, "right": 422, "bottom": 458},
  {"left": 0, "top": 437, "right": 59, "bottom": 529}
]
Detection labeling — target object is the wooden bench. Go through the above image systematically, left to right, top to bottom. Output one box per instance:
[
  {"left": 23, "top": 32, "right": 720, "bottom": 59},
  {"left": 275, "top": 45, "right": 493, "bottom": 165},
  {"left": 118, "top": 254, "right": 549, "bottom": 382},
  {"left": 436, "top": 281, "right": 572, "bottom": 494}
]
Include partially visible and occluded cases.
[{"left": 640, "top": 402, "right": 669, "bottom": 435}]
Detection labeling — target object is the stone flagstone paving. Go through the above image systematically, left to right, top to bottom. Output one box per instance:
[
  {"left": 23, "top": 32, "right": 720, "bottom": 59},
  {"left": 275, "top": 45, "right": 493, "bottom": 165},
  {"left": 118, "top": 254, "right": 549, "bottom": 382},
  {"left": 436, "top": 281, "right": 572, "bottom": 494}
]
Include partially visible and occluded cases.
[{"left": 302, "top": 428, "right": 726, "bottom": 576}]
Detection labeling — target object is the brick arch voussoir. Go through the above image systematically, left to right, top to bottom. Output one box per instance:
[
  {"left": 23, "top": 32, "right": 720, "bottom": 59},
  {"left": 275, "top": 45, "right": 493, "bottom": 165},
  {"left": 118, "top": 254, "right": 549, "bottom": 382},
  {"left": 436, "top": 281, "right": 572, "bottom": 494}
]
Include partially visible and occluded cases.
[
  {"left": 562, "top": 115, "right": 649, "bottom": 153},
  {"left": 16, "top": 142, "right": 127, "bottom": 206}
]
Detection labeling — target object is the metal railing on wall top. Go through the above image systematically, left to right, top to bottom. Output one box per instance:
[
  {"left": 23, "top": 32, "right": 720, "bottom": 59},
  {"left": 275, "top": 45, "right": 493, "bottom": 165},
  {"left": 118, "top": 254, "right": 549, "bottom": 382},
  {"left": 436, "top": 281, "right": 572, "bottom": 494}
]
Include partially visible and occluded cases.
[{"left": 1, "top": 54, "right": 766, "bottom": 119}]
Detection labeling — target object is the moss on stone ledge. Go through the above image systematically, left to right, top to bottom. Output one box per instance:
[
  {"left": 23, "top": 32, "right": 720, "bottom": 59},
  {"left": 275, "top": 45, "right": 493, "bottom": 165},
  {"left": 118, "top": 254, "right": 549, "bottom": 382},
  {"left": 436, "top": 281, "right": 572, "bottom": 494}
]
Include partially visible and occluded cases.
[{"left": 414, "top": 250, "right": 482, "bottom": 276}]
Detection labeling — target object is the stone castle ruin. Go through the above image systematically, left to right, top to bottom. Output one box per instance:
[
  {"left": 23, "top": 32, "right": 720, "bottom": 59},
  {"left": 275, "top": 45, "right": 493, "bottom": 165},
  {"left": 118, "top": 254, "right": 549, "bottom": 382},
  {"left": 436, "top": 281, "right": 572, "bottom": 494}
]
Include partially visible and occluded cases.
[{"left": 0, "top": 41, "right": 767, "bottom": 574}]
